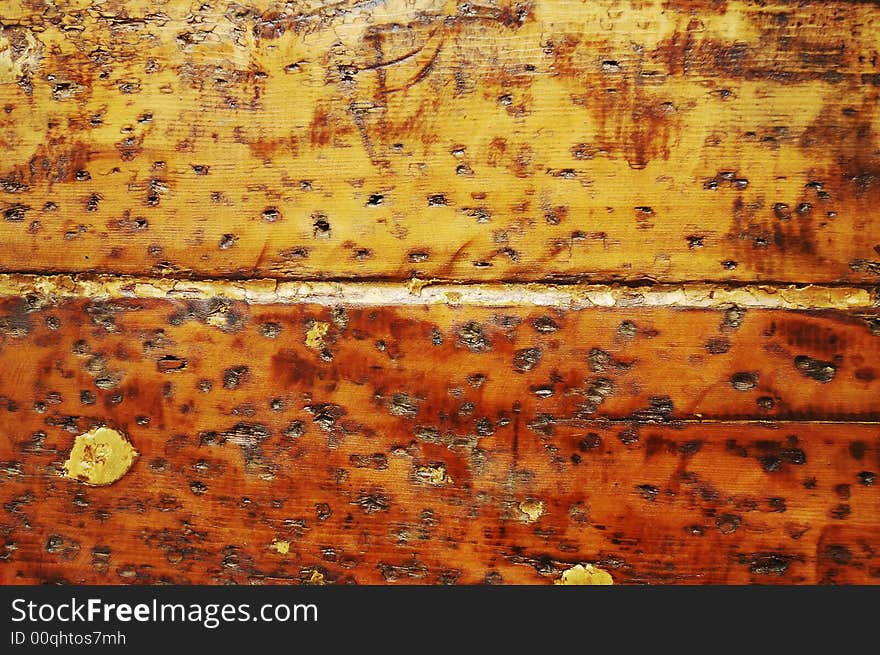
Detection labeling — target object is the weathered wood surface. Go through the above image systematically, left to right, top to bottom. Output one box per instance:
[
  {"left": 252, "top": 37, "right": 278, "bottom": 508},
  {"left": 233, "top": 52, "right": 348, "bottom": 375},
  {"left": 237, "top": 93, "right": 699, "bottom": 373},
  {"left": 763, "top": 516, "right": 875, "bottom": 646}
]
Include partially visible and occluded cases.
[
  {"left": 1, "top": 0, "right": 879, "bottom": 282},
  {"left": 1, "top": 0, "right": 878, "bottom": 586},
  {"left": 0, "top": 295, "right": 878, "bottom": 584},
  {"left": 0, "top": 295, "right": 878, "bottom": 421}
]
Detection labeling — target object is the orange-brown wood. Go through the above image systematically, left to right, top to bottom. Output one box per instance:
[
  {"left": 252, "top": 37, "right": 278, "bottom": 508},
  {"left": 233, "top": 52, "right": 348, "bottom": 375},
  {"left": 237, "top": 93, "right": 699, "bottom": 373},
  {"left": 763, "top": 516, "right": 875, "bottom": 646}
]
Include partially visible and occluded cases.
[
  {"left": 0, "top": 0, "right": 878, "bottom": 282},
  {"left": 1, "top": 0, "right": 878, "bottom": 588},
  {"left": 1, "top": 296, "right": 877, "bottom": 583},
  {"left": 1, "top": 296, "right": 878, "bottom": 420}
]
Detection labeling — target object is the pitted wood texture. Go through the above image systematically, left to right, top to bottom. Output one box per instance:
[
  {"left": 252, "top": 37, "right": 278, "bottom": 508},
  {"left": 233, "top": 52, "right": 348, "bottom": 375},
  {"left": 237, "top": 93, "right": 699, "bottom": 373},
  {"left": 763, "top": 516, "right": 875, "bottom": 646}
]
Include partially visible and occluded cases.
[
  {"left": 0, "top": 0, "right": 879, "bottom": 282},
  {"left": 0, "top": 297, "right": 878, "bottom": 584},
  {"left": 0, "top": 297, "right": 879, "bottom": 421}
]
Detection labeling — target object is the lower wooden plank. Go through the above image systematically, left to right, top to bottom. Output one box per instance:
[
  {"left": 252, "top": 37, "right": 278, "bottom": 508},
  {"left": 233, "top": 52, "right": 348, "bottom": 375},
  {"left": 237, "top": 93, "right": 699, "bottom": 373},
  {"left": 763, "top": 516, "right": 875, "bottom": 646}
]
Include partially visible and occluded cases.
[
  {"left": 0, "top": 295, "right": 878, "bottom": 584},
  {"left": 2, "top": 420, "right": 877, "bottom": 584}
]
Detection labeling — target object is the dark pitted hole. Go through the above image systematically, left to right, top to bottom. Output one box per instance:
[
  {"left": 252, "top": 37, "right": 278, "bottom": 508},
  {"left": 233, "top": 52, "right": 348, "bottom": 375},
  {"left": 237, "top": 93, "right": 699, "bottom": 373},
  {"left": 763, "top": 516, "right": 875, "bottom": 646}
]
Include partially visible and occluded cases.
[
  {"left": 774, "top": 202, "right": 792, "bottom": 220},
  {"left": 4, "top": 205, "right": 27, "bottom": 222},
  {"left": 262, "top": 207, "right": 281, "bottom": 222},
  {"left": 313, "top": 215, "right": 330, "bottom": 236},
  {"left": 794, "top": 355, "right": 836, "bottom": 383},
  {"left": 730, "top": 372, "right": 758, "bottom": 391},
  {"left": 756, "top": 396, "right": 775, "bottom": 409},
  {"left": 577, "top": 433, "right": 602, "bottom": 451}
]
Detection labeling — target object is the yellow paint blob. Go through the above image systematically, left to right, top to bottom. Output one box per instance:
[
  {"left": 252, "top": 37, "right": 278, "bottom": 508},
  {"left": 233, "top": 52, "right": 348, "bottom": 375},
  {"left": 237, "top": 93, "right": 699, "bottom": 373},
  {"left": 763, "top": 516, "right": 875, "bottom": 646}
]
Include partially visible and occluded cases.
[
  {"left": 205, "top": 312, "right": 230, "bottom": 328},
  {"left": 305, "top": 321, "right": 329, "bottom": 349},
  {"left": 62, "top": 426, "right": 138, "bottom": 486},
  {"left": 415, "top": 464, "right": 453, "bottom": 485},
  {"left": 519, "top": 499, "right": 545, "bottom": 523},
  {"left": 271, "top": 540, "right": 290, "bottom": 555},
  {"left": 555, "top": 564, "right": 614, "bottom": 585},
  {"left": 307, "top": 570, "right": 326, "bottom": 585}
]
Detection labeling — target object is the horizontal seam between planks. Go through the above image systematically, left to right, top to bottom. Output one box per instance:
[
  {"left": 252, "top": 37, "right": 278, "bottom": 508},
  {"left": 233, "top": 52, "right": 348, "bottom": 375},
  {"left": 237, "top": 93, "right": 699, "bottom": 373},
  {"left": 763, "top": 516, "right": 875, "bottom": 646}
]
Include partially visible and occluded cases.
[{"left": 0, "top": 273, "right": 876, "bottom": 310}]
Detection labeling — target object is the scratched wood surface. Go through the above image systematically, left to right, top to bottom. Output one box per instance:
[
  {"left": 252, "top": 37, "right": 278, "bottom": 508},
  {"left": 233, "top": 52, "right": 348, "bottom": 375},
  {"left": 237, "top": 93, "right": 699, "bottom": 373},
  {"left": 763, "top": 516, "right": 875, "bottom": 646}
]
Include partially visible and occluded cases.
[
  {"left": 0, "top": 0, "right": 879, "bottom": 282},
  {"left": 0, "top": 296, "right": 878, "bottom": 584}
]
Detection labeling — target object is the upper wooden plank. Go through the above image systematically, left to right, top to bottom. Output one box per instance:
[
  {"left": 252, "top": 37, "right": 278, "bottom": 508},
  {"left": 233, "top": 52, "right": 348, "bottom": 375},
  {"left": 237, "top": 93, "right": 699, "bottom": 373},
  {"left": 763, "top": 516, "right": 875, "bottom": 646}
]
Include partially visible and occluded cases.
[{"left": 0, "top": 0, "right": 878, "bottom": 282}]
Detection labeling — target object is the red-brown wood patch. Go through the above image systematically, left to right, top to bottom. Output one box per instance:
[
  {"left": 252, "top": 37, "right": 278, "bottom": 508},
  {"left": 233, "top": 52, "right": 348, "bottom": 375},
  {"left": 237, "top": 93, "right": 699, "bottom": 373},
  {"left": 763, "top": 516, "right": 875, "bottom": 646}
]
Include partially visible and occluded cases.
[{"left": 1, "top": 297, "right": 877, "bottom": 584}]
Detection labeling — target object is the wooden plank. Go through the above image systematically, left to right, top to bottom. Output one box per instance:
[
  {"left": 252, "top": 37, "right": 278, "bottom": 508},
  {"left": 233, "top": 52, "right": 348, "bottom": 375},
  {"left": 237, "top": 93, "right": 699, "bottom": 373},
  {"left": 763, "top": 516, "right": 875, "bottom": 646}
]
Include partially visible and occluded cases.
[
  {"left": 0, "top": 0, "right": 878, "bottom": 282},
  {"left": 0, "top": 295, "right": 878, "bottom": 421},
  {"left": 1, "top": 295, "right": 878, "bottom": 584},
  {"left": 2, "top": 420, "right": 877, "bottom": 585}
]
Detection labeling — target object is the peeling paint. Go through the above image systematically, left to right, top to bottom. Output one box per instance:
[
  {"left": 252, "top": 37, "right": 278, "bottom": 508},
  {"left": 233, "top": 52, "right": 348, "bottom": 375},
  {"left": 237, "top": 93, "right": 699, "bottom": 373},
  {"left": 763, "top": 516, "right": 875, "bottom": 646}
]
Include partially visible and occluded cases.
[
  {"left": 62, "top": 426, "right": 138, "bottom": 486},
  {"left": 555, "top": 564, "right": 614, "bottom": 585}
]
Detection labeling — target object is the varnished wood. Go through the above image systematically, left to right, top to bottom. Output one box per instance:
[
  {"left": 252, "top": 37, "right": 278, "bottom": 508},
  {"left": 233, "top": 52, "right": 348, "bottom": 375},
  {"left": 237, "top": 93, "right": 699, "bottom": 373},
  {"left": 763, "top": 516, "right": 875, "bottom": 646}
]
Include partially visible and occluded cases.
[
  {"left": 0, "top": 0, "right": 878, "bottom": 282},
  {"left": 1, "top": 0, "right": 878, "bottom": 587},
  {"left": 0, "top": 296, "right": 878, "bottom": 420},
  {"left": 1, "top": 296, "right": 878, "bottom": 583}
]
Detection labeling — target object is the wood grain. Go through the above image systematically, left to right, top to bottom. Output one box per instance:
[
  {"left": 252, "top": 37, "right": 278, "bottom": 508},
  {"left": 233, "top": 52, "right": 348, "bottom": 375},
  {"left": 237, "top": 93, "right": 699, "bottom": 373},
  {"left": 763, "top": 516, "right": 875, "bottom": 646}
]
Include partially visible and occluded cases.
[
  {"left": 0, "top": 0, "right": 878, "bottom": 282},
  {"left": 1, "top": 0, "right": 877, "bottom": 587},
  {"left": 1, "top": 295, "right": 878, "bottom": 584}
]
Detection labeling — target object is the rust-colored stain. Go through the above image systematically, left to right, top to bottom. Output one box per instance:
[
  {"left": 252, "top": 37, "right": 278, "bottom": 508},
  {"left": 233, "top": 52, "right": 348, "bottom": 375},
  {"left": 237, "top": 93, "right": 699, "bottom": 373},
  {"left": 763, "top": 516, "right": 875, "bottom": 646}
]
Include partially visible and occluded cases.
[{"left": 0, "top": 0, "right": 878, "bottom": 586}]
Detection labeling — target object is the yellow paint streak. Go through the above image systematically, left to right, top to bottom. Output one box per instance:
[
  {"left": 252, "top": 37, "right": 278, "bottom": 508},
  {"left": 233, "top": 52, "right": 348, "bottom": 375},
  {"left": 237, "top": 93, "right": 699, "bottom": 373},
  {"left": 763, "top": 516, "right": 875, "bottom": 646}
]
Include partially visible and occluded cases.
[
  {"left": 62, "top": 426, "right": 138, "bottom": 486},
  {"left": 519, "top": 500, "right": 545, "bottom": 523},
  {"left": 555, "top": 564, "right": 614, "bottom": 586}
]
